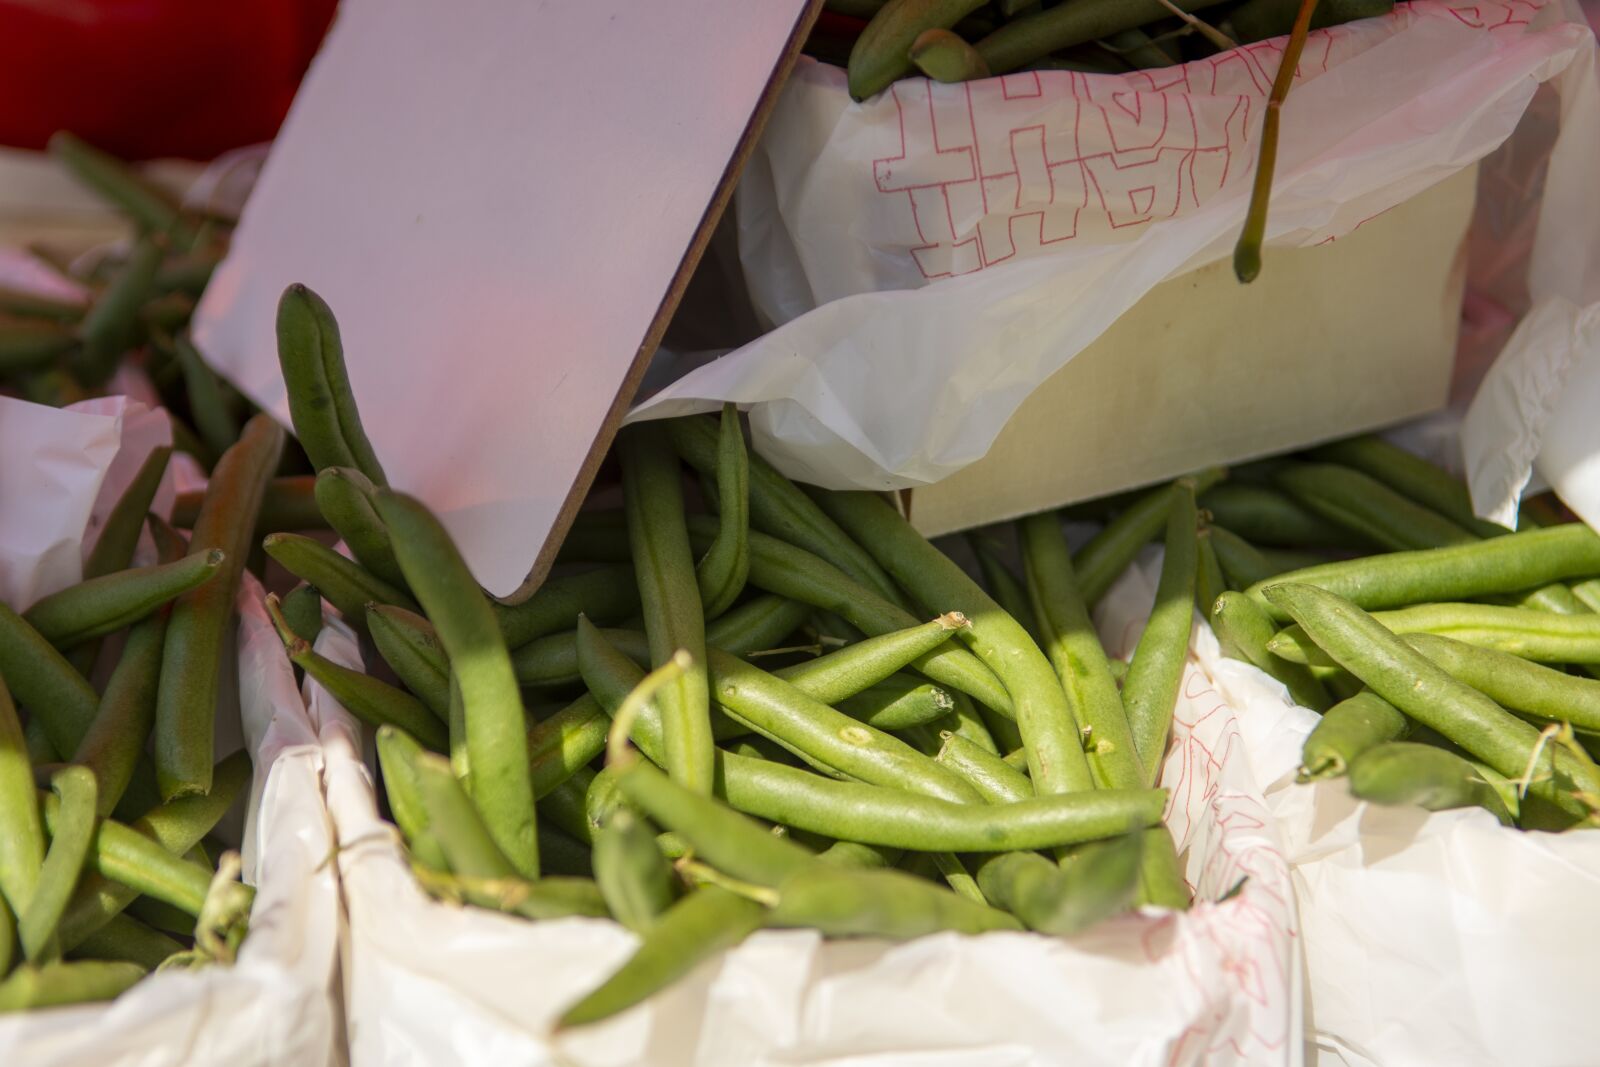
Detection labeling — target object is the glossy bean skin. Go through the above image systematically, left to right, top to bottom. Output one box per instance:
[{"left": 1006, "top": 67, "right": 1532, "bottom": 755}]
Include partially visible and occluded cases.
[
  {"left": 275, "top": 284, "right": 388, "bottom": 485},
  {"left": 156, "top": 413, "right": 284, "bottom": 798},
  {"left": 620, "top": 423, "right": 714, "bottom": 794},
  {"left": 1272, "top": 462, "right": 1476, "bottom": 552},
  {"left": 1074, "top": 469, "right": 1225, "bottom": 607},
  {"left": 1123, "top": 483, "right": 1198, "bottom": 783},
  {"left": 810, "top": 490, "right": 1097, "bottom": 795},
  {"left": 376, "top": 491, "right": 539, "bottom": 879},
  {"left": 1020, "top": 512, "right": 1137, "bottom": 791},
  {"left": 1246, "top": 524, "right": 1600, "bottom": 622},
  {"left": 23, "top": 549, "right": 224, "bottom": 648},
  {"left": 1262, "top": 583, "right": 1600, "bottom": 820},
  {"left": 1210, "top": 591, "right": 1330, "bottom": 710},
  {"left": 1270, "top": 603, "right": 1600, "bottom": 667},
  {"left": 1404, "top": 633, "right": 1600, "bottom": 734},
  {"left": 837, "top": 675, "right": 957, "bottom": 732},
  {"left": 1299, "top": 691, "right": 1408, "bottom": 781},
  {"left": 1347, "top": 742, "right": 1513, "bottom": 824},
  {"left": 769, "top": 863, "right": 1021, "bottom": 937}
]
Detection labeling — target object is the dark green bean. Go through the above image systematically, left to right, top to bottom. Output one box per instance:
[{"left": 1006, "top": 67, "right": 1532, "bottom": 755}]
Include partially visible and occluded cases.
[
  {"left": 847, "top": 0, "right": 989, "bottom": 99},
  {"left": 1229, "top": 0, "right": 1393, "bottom": 41},
  {"left": 976, "top": 1, "right": 1230, "bottom": 82},
  {"left": 48, "top": 132, "right": 184, "bottom": 236},
  {"left": 76, "top": 238, "right": 162, "bottom": 384},
  {"left": 276, "top": 283, "right": 388, "bottom": 485},
  {"left": 0, "top": 284, "right": 83, "bottom": 323},
  {"left": 0, "top": 319, "right": 76, "bottom": 373},
  {"left": 172, "top": 334, "right": 240, "bottom": 461},
  {"left": 693, "top": 404, "right": 751, "bottom": 618},
  {"left": 156, "top": 413, "right": 283, "bottom": 799},
  {"left": 1308, "top": 434, "right": 1507, "bottom": 539},
  {"left": 84, "top": 447, "right": 171, "bottom": 581},
  {"left": 1272, "top": 462, "right": 1476, "bottom": 552},
  {"left": 314, "top": 466, "right": 408, "bottom": 589},
  {"left": 1076, "top": 469, "right": 1226, "bottom": 607},
  {"left": 171, "top": 476, "right": 325, "bottom": 535},
  {"left": 1124, "top": 483, "right": 1198, "bottom": 783},
  {"left": 1202, "top": 483, "right": 1369, "bottom": 550},
  {"left": 1208, "top": 524, "right": 1294, "bottom": 589},
  {"left": 1195, "top": 525, "right": 1229, "bottom": 615},
  {"left": 968, "top": 531, "right": 1042, "bottom": 641},
  {"left": 262, "top": 532, "right": 419, "bottom": 624},
  {"left": 24, "top": 550, "right": 224, "bottom": 649},
  {"left": 491, "top": 564, "right": 638, "bottom": 650},
  {"left": 279, "top": 583, "right": 324, "bottom": 645},
  {"left": 1210, "top": 591, "right": 1329, "bottom": 709},
  {"left": 0, "top": 602, "right": 101, "bottom": 760},
  {"left": 367, "top": 604, "right": 451, "bottom": 718},
  {"left": 73, "top": 612, "right": 165, "bottom": 815},
  {"left": 1299, "top": 690, "right": 1408, "bottom": 781},
  {"left": 1347, "top": 742, "right": 1513, "bottom": 824},
  {"left": 20, "top": 767, "right": 97, "bottom": 961},
  {"left": 70, "top": 913, "right": 182, "bottom": 970}
]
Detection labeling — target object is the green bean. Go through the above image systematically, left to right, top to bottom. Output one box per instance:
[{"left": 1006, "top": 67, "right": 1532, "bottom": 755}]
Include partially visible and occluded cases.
[
  {"left": 847, "top": 0, "right": 989, "bottom": 99},
  {"left": 977, "top": 0, "right": 1232, "bottom": 72},
  {"left": 1099, "top": 26, "right": 1178, "bottom": 68},
  {"left": 909, "top": 27, "right": 993, "bottom": 80},
  {"left": 49, "top": 132, "right": 184, "bottom": 236},
  {"left": 76, "top": 237, "right": 162, "bottom": 384},
  {"left": 0, "top": 284, "right": 84, "bottom": 323},
  {"left": 276, "top": 284, "right": 388, "bottom": 485},
  {"left": 0, "top": 318, "right": 76, "bottom": 372},
  {"left": 171, "top": 334, "right": 241, "bottom": 461},
  {"left": 692, "top": 404, "right": 751, "bottom": 619},
  {"left": 156, "top": 414, "right": 283, "bottom": 799},
  {"left": 668, "top": 415, "right": 905, "bottom": 606},
  {"left": 620, "top": 424, "right": 714, "bottom": 794},
  {"left": 1308, "top": 434, "right": 1507, "bottom": 539},
  {"left": 85, "top": 447, "right": 171, "bottom": 581},
  {"left": 1273, "top": 462, "right": 1476, "bottom": 552},
  {"left": 314, "top": 466, "right": 407, "bottom": 589},
  {"left": 1076, "top": 469, "right": 1226, "bottom": 608},
  {"left": 172, "top": 476, "right": 325, "bottom": 534},
  {"left": 1124, "top": 483, "right": 1198, "bottom": 783},
  {"left": 1202, "top": 483, "right": 1368, "bottom": 550},
  {"left": 812, "top": 490, "right": 1098, "bottom": 794},
  {"left": 376, "top": 491, "right": 539, "bottom": 879},
  {"left": 1020, "top": 512, "right": 1137, "bottom": 791},
  {"left": 146, "top": 514, "right": 189, "bottom": 565},
  {"left": 1208, "top": 524, "right": 1290, "bottom": 589},
  {"left": 1247, "top": 524, "right": 1600, "bottom": 622},
  {"left": 1195, "top": 525, "right": 1229, "bottom": 615},
  {"left": 968, "top": 531, "right": 1041, "bottom": 641},
  {"left": 262, "top": 532, "right": 418, "bottom": 626},
  {"left": 23, "top": 550, "right": 224, "bottom": 649},
  {"left": 489, "top": 564, "right": 638, "bottom": 651},
  {"left": 1572, "top": 579, "right": 1600, "bottom": 615},
  {"left": 280, "top": 583, "right": 324, "bottom": 645},
  {"left": 1261, "top": 583, "right": 1600, "bottom": 819},
  {"left": 1210, "top": 591, "right": 1330, "bottom": 709},
  {"left": 271, "top": 597, "right": 448, "bottom": 751},
  {"left": 0, "top": 602, "right": 101, "bottom": 760},
  {"left": 1270, "top": 603, "right": 1600, "bottom": 666},
  {"left": 367, "top": 604, "right": 451, "bottom": 717},
  {"left": 73, "top": 613, "right": 164, "bottom": 816},
  {"left": 776, "top": 613, "right": 972, "bottom": 701},
  {"left": 581, "top": 619, "right": 982, "bottom": 803},
  {"left": 1404, "top": 633, "right": 1600, "bottom": 734},
  {"left": 837, "top": 674, "right": 958, "bottom": 731},
  {"left": 0, "top": 676, "right": 45, "bottom": 925},
  {"left": 940, "top": 689, "right": 1000, "bottom": 753},
  {"left": 1299, "top": 691, "right": 1408, "bottom": 781},
  {"left": 375, "top": 726, "right": 448, "bottom": 870},
  {"left": 936, "top": 730, "right": 1032, "bottom": 802},
  {"left": 1347, "top": 742, "right": 1513, "bottom": 825},
  {"left": 412, "top": 752, "right": 514, "bottom": 878},
  {"left": 20, "top": 767, "right": 97, "bottom": 962},
  {"left": 539, "top": 769, "right": 597, "bottom": 845},
  {"left": 45, "top": 797, "right": 213, "bottom": 918},
  {"left": 592, "top": 807, "right": 676, "bottom": 934},
  {"left": 537, "top": 826, "right": 595, "bottom": 878},
  {"left": 1135, "top": 828, "right": 1190, "bottom": 908},
  {"left": 978, "top": 832, "right": 1144, "bottom": 933},
  {"left": 772, "top": 862, "right": 1020, "bottom": 937},
  {"left": 410, "top": 864, "right": 607, "bottom": 922},
  {"left": 557, "top": 886, "right": 767, "bottom": 1029},
  {"left": 70, "top": 913, "right": 182, "bottom": 970},
  {"left": 0, "top": 959, "right": 145, "bottom": 1013}
]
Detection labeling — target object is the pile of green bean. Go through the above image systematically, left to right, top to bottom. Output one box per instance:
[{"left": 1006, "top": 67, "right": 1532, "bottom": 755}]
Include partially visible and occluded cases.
[
  {"left": 809, "top": 0, "right": 1394, "bottom": 99},
  {"left": 254, "top": 285, "right": 1235, "bottom": 1028},
  {"left": 1186, "top": 439, "right": 1600, "bottom": 828}
]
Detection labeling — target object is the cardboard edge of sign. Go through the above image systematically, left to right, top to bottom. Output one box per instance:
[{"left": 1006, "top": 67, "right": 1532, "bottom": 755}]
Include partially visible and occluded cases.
[{"left": 496, "top": 0, "right": 825, "bottom": 606}]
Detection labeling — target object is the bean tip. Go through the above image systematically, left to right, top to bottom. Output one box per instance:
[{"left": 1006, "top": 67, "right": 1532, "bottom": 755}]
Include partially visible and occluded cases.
[
  {"left": 205, "top": 548, "right": 226, "bottom": 566},
  {"left": 936, "top": 611, "right": 970, "bottom": 630}
]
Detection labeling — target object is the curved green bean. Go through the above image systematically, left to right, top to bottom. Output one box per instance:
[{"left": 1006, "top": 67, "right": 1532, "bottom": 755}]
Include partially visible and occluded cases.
[
  {"left": 276, "top": 283, "right": 388, "bottom": 485},
  {"left": 693, "top": 404, "right": 751, "bottom": 618},
  {"left": 262, "top": 532, "right": 418, "bottom": 624},
  {"left": 24, "top": 549, "right": 224, "bottom": 649},
  {"left": 1210, "top": 591, "right": 1329, "bottom": 710},
  {"left": 0, "top": 601, "right": 101, "bottom": 760},
  {"left": 367, "top": 604, "right": 451, "bottom": 718},
  {"left": 1299, "top": 690, "right": 1408, "bottom": 781},
  {"left": 593, "top": 807, "right": 676, "bottom": 934}
]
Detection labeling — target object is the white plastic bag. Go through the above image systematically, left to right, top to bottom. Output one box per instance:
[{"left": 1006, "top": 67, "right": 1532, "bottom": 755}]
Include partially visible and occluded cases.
[
  {"left": 632, "top": 1, "right": 1599, "bottom": 499},
  {"left": 0, "top": 400, "right": 341, "bottom": 1067},
  {"left": 326, "top": 549, "right": 1306, "bottom": 1067}
]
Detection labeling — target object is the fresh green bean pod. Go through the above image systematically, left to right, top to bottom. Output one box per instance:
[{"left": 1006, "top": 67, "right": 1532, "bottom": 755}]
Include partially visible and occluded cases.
[
  {"left": 847, "top": 0, "right": 990, "bottom": 99},
  {"left": 909, "top": 27, "right": 993, "bottom": 81},
  {"left": 48, "top": 132, "right": 184, "bottom": 236},
  {"left": 76, "top": 237, "right": 163, "bottom": 383},
  {"left": 276, "top": 283, "right": 388, "bottom": 485},
  {"left": 172, "top": 334, "right": 240, "bottom": 461},
  {"left": 692, "top": 404, "right": 751, "bottom": 618},
  {"left": 155, "top": 414, "right": 283, "bottom": 799},
  {"left": 668, "top": 414, "right": 905, "bottom": 605},
  {"left": 620, "top": 424, "right": 714, "bottom": 795},
  {"left": 1308, "top": 433, "right": 1507, "bottom": 539},
  {"left": 85, "top": 447, "right": 171, "bottom": 584},
  {"left": 1272, "top": 462, "right": 1477, "bottom": 552},
  {"left": 314, "top": 466, "right": 408, "bottom": 589},
  {"left": 1076, "top": 469, "right": 1226, "bottom": 607},
  {"left": 171, "top": 476, "right": 325, "bottom": 535},
  {"left": 1202, "top": 482, "right": 1371, "bottom": 551},
  {"left": 1123, "top": 483, "right": 1198, "bottom": 783},
  {"left": 811, "top": 490, "right": 1098, "bottom": 795},
  {"left": 376, "top": 491, "right": 539, "bottom": 879},
  {"left": 1020, "top": 512, "right": 1139, "bottom": 791},
  {"left": 1207, "top": 524, "right": 1288, "bottom": 589},
  {"left": 1246, "top": 524, "right": 1600, "bottom": 621},
  {"left": 1195, "top": 525, "right": 1229, "bottom": 615},
  {"left": 968, "top": 531, "right": 1041, "bottom": 641},
  {"left": 262, "top": 532, "right": 418, "bottom": 624},
  {"left": 24, "top": 549, "right": 224, "bottom": 649},
  {"left": 491, "top": 564, "right": 638, "bottom": 650},
  {"left": 279, "top": 583, "right": 324, "bottom": 645},
  {"left": 1262, "top": 583, "right": 1600, "bottom": 820},
  {"left": 1210, "top": 591, "right": 1330, "bottom": 710},
  {"left": 0, "top": 601, "right": 101, "bottom": 759},
  {"left": 1270, "top": 603, "right": 1600, "bottom": 667},
  {"left": 367, "top": 604, "right": 452, "bottom": 717},
  {"left": 73, "top": 613, "right": 164, "bottom": 816},
  {"left": 775, "top": 613, "right": 973, "bottom": 703},
  {"left": 281, "top": 623, "right": 448, "bottom": 751},
  {"left": 1404, "top": 633, "right": 1600, "bottom": 734},
  {"left": 837, "top": 674, "right": 958, "bottom": 732},
  {"left": 0, "top": 677, "right": 45, "bottom": 924},
  {"left": 1299, "top": 690, "right": 1408, "bottom": 781},
  {"left": 375, "top": 726, "right": 449, "bottom": 871},
  {"left": 936, "top": 730, "right": 1033, "bottom": 802},
  {"left": 1347, "top": 742, "right": 1513, "bottom": 825},
  {"left": 411, "top": 752, "right": 514, "bottom": 878},
  {"left": 20, "top": 767, "right": 97, "bottom": 961},
  {"left": 538, "top": 769, "right": 597, "bottom": 845},
  {"left": 46, "top": 797, "right": 214, "bottom": 918},
  {"left": 593, "top": 807, "right": 676, "bottom": 934},
  {"left": 1135, "top": 828, "right": 1190, "bottom": 909},
  {"left": 977, "top": 832, "right": 1144, "bottom": 933},
  {"left": 771, "top": 862, "right": 1021, "bottom": 937},
  {"left": 409, "top": 863, "right": 606, "bottom": 922},
  {"left": 557, "top": 886, "right": 767, "bottom": 1029},
  {"left": 69, "top": 913, "right": 182, "bottom": 970},
  {"left": 0, "top": 959, "right": 145, "bottom": 1014}
]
